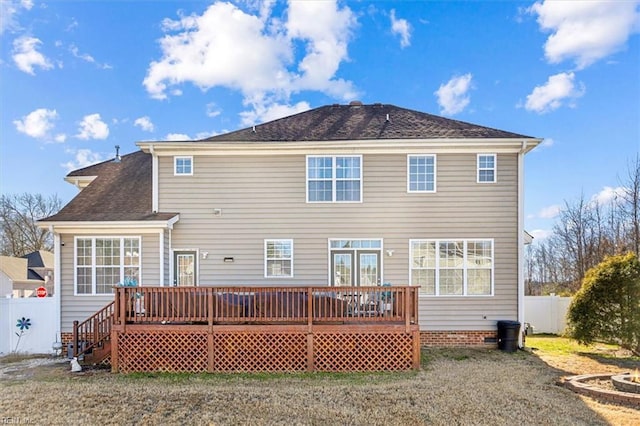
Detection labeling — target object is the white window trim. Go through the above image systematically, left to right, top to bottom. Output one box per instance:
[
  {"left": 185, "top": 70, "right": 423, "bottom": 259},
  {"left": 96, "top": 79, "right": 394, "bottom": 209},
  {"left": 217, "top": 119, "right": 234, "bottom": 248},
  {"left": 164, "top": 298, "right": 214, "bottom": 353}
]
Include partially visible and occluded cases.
[
  {"left": 407, "top": 154, "right": 437, "bottom": 193},
  {"left": 477, "top": 154, "right": 496, "bottom": 184},
  {"left": 306, "top": 155, "right": 363, "bottom": 203},
  {"left": 174, "top": 156, "right": 193, "bottom": 176},
  {"left": 74, "top": 236, "right": 142, "bottom": 296},
  {"left": 409, "top": 238, "right": 494, "bottom": 297},
  {"left": 264, "top": 239, "right": 294, "bottom": 278}
]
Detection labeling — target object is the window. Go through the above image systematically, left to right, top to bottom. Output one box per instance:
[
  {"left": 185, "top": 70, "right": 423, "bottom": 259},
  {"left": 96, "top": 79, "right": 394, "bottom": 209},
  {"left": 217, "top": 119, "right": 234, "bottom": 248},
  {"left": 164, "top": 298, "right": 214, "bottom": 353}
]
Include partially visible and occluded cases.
[
  {"left": 477, "top": 154, "right": 496, "bottom": 183},
  {"left": 307, "top": 155, "right": 362, "bottom": 202},
  {"left": 408, "top": 155, "right": 436, "bottom": 192},
  {"left": 174, "top": 156, "right": 193, "bottom": 175},
  {"left": 75, "top": 237, "right": 141, "bottom": 295},
  {"left": 265, "top": 239, "right": 293, "bottom": 278},
  {"left": 410, "top": 239, "right": 493, "bottom": 296}
]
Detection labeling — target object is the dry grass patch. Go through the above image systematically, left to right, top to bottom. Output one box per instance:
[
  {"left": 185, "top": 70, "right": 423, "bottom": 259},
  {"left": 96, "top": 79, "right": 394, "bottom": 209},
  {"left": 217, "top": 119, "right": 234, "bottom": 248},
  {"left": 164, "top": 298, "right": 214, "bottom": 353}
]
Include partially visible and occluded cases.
[
  {"left": 527, "top": 335, "right": 640, "bottom": 424},
  {"left": 0, "top": 346, "right": 624, "bottom": 425}
]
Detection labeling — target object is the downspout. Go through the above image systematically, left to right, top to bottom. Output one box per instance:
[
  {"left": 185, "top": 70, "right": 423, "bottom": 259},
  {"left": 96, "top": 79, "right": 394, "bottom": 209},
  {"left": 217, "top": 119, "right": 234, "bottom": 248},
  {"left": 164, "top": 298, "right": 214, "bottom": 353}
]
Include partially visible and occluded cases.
[
  {"left": 517, "top": 141, "right": 528, "bottom": 348},
  {"left": 151, "top": 145, "right": 158, "bottom": 213},
  {"left": 51, "top": 226, "right": 62, "bottom": 344}
]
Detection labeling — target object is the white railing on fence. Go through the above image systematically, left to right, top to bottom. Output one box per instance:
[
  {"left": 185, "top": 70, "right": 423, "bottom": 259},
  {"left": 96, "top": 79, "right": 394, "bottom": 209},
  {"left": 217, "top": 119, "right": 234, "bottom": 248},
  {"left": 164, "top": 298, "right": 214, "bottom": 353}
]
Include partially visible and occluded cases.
[
  {"left": 524, "top": 295, "right": 572, "bottom": 335},
  {"left": 0, "top": 297, "right": 58, "bottom": 355}
]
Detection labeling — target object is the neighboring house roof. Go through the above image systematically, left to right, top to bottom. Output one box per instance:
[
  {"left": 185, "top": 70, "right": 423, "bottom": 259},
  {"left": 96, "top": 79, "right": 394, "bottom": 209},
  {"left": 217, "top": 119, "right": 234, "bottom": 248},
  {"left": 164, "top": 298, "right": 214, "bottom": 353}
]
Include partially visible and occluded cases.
[
  {"left": 202, "top": 102, "right": 533, "bottom": 142},
  {"left": 40, "top": 151, "right": 178, "bottom": 223},
  {"left": 22, "top": 250, "right": 54, "bottom": 269},
  {"left": 0, "top": 256, "right": 43, "bottom": 284}
]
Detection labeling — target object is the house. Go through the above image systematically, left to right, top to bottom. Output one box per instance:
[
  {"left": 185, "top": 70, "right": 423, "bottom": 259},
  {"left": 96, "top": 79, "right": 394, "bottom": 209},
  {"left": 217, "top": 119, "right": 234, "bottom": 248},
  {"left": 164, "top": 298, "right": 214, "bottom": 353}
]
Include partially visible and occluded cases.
[
  {"left": 39, "top": 102, "right": 540, "bottom": 366},
  {"left": 0, "top": 251, "right": 54, "bottom": 298}
]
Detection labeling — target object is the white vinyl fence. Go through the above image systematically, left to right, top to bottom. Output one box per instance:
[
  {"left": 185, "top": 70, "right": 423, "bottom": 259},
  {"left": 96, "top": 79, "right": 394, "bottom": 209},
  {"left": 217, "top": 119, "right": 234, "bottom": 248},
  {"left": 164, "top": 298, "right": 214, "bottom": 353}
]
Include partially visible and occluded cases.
[
  {"left": 524, "top": 295, "right": 573, "bottom": 335},
  {"left": 0, "top": 297, "right": 58, "bottom": 355}
]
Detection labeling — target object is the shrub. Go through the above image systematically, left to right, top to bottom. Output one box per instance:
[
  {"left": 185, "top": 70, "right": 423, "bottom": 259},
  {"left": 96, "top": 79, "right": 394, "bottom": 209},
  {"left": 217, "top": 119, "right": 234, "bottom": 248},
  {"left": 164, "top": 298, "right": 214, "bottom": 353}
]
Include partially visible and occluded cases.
[{"left": 567, "top": 252, "right": 640, "bottom": 355}]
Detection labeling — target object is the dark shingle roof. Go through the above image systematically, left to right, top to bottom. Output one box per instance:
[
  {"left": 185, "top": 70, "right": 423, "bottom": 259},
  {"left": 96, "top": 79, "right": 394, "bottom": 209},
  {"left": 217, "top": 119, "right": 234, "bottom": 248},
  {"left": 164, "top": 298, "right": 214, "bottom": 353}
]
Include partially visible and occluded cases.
[
  {"left": 202, "top": 103, "right": 533, "bottom": 142},
  {"left": 41, "top": 151, "right": 177, "bottom": 223}
]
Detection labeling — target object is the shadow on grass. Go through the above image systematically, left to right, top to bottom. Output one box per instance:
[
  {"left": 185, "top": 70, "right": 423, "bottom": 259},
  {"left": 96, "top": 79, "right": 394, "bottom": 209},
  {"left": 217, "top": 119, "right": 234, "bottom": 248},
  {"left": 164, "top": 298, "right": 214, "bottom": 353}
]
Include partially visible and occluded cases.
[{"left": 576, "top": 351, "right": 640, "bottom": 371}]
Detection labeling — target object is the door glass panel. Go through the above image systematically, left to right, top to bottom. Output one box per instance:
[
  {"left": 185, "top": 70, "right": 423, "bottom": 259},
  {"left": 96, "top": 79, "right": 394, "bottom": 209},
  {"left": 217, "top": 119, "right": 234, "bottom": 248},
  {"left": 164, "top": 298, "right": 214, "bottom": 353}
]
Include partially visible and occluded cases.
[
  {"left": 176, "top": 253, "right": 195, "bottom": 286},
  {"left": 359, "top": 253, "right": 378, "bottom": 286},
  {"left": 333, "top": 254, "right": 352, "bottom": 286}
]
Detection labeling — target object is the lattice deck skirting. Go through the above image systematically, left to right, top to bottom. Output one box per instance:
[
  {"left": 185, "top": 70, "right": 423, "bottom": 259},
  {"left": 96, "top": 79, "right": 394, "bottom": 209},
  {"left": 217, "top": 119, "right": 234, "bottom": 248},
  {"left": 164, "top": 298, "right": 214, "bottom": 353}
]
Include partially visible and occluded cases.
[{"left": 112, "top": 324, "right": 420, "bottom": 373}]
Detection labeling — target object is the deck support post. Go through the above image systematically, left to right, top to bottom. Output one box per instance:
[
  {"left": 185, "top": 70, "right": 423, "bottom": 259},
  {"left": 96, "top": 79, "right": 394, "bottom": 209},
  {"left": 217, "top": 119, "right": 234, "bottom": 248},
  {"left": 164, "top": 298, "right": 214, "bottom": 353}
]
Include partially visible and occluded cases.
[
  {"left": 72, "top": 320, "right": 79, "bottom": 358},
  {"left": 111, "top": 329, "right": 119, "bottom": 373},
  {"left": 207, "top": 333, "right": 214, "bottom": 373}
]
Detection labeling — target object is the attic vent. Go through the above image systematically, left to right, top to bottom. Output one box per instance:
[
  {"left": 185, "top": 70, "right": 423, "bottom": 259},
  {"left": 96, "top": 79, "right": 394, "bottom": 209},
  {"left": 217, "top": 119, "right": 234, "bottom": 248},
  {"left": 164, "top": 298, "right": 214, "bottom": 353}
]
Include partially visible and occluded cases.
[
  {"left": 349, "top": 100, "right": 363, "bottom": 106},
  {"left": 385, "top": 113, "right": 390, "bottom": 122},
  {"left": 252, "top": 126, "right": 256, "bottom": 133},
  {"left": 114, "top": 145, "right": 121, "bottom": 163}
]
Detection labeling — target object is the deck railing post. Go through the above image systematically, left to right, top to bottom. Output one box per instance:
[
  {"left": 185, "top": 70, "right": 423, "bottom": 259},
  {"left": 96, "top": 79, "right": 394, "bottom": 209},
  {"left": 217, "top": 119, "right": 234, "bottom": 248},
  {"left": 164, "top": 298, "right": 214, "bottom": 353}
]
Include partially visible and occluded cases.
[
  {"left": 119, "top": 287, "right": 126, "bottom": 331},
  {"left": 405, "top": 287, "right": 411, "bottom": 333}
]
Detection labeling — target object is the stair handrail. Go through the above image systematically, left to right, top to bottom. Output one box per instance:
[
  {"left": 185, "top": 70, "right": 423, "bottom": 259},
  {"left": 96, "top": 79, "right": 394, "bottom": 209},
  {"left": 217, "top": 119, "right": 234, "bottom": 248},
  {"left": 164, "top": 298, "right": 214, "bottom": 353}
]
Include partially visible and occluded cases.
[{"left": 72, "top": 301, "right": 115, "bottom": 359}]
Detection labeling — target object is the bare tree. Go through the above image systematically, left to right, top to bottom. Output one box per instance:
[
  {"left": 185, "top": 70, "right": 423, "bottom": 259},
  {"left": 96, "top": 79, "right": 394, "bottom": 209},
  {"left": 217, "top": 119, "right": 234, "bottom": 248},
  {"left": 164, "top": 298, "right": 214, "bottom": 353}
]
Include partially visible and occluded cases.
[
  {"left": 621, "top": 155, "right": 640, "bottom": 255},
  {"left": 0, "top": 193, "right": 61, "bottom": 257}
]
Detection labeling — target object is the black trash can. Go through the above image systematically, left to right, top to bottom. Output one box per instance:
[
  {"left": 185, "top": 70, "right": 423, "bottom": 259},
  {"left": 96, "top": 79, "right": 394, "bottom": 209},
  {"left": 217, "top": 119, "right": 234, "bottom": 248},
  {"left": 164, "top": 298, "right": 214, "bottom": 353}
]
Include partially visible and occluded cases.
[{"left": 497, "top": 320, "right": 520, "bottom": 352}]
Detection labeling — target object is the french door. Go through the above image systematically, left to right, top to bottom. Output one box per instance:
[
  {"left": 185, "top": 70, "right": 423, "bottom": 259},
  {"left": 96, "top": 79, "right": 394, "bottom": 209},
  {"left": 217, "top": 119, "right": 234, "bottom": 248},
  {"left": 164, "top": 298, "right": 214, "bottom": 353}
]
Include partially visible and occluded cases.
[
  {"left": 331, "top": 250, "right": 381, "bottom": 287},
  {"left": 173, "top": 251, "right": 196, "bottom": 286}
]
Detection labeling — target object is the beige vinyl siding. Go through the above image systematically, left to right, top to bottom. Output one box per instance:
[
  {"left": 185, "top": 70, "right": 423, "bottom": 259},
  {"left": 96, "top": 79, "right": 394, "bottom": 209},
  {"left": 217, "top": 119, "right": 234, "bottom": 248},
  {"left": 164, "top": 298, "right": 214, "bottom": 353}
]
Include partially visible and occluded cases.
[
  {"left": 158, "top": 153, "right": 519, "bottom": 331},
  {"left": 59, "top": 232, "right": 160, "bottom": 332}
]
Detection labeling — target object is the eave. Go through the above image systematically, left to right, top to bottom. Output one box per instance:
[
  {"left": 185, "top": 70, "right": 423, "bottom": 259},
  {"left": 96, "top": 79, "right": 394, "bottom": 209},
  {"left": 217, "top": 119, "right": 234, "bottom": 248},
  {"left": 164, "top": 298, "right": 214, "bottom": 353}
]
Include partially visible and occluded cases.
[
  {"left": 137, "top": 137, "right": 543, "bottom": 156},
  {"left": 64, "top": 175, "right": 97, "bottom": 190},
  {"left": 38, "top": 215, "right": 180, "bottom": 233}
]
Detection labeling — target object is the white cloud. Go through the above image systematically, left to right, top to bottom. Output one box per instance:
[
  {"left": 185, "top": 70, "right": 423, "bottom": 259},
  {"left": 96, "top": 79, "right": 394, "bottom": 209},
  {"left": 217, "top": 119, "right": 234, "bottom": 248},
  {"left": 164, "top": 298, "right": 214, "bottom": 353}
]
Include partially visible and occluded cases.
[
  {"left": 1, "top": 0, "right": 33, "bottom": 34},
  {"left": 530, "top": 0, "right": 640, "bottom": 70},
  {"left": 144, "top": 1, "right": 357, "bottom": 120},
  {"left": 390, "top": 9, "right": 411, "bottom": 48},
  {"left": 12, "top": 36, "right": 53, "bottom": 75},
  {"left": 69, "top": 44, "right": 112, "bottom": 69},
  {"left": 524, "top": 72, "right": 585, "bottom": 113},
  {"left": 434, "top": 73, "right": 473, "bottom": 116},
  {"left": 239, "top": 100, "right": 310, "bottom": 126},
  {"left": 206, "top": 103, "right": 221, "bottom": 118},
  {"left": 13, "top": 108, "right": 58, "bottom": 139},
  {"left": 76, "top": 113, "right": 109, "bottom": 140},
  {"left": 134, "top": 116, "right": 154, "bottom": 132},
  {"left": 195, "top": 131, "right": 219, "bottom": 140},
  {"left": 54, "top": 133, "right": 67, "bottom": 143},
  {"left": 165, "top": 133, "right": 190, "bottom": 141},
  {"left": 61, "top": 149, "right": 106, "bottom": 172},
  {"left": 591, "top": 186, "right": 627, "bottom": 206},
  {"left": 538, "top": 204, "right": 562, "bottom": 219},
  {"left": 530, "top": 229, "right": 553, "bottom": 241}
]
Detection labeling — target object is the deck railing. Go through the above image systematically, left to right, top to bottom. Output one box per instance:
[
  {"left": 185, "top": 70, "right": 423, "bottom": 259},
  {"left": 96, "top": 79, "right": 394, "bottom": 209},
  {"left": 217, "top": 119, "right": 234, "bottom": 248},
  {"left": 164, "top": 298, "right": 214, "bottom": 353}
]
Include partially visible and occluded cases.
[
  {"left": 113, "top": 285, "right": 418, "bottom": 327},
  {"left": 72, "top": 301, "right": 114, "bottom": 358}
]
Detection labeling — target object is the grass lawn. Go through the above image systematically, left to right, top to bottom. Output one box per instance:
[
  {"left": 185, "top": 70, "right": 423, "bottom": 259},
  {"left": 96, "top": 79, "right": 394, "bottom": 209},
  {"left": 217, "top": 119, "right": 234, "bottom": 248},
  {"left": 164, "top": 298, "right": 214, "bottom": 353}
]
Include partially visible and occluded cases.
[{"left": 1, "top": 337, "right": 638, "bottom": 425}]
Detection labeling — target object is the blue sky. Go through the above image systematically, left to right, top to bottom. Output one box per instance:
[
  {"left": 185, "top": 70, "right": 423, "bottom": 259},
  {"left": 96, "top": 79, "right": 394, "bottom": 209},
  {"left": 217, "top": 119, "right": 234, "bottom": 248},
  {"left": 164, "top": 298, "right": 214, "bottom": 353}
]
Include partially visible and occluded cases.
[{"left": 1, "top": 0, "right": 639, "bottom": 240}]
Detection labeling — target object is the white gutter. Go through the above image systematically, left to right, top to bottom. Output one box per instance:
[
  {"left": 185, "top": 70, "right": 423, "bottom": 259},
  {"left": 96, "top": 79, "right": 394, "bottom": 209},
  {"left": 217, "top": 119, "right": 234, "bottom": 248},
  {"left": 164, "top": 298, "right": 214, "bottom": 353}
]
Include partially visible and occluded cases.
[
  {"left": 137, "top": 138, "right": 543, "bottom": 156},
  {"left": 38, "top": 216, "right": 179, "bottom": 231}
]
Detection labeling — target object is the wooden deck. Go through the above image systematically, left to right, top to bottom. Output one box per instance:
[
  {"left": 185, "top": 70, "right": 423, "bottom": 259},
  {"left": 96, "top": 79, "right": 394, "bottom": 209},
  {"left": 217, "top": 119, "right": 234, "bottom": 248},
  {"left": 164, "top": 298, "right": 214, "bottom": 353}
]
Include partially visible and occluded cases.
[{"left": 79, "top": 285, "right": 420, "bottom": 373}]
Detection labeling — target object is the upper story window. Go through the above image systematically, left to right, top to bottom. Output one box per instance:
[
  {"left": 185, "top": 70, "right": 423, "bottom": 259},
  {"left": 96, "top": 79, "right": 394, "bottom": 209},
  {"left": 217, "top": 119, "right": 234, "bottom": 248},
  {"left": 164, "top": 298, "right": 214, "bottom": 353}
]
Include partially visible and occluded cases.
[
  {"left": 477, "top": 154, "right": 496, "bottom": 183},
  {"left": 307, "top": 155, "right": 362, "bottom": 202},
  {"left": 407, "top": 155, "right": 436, "bottom": 193},
  {"left": 174, "top": 156, "right": 193, "bottom": 176},
  {"left": 75, "top": 237, "right": 141, "bottom": 295},
  {"left": 265, "top": 239, "right": 293, "bottom": 278},
  {"left": 410, "top": 239, "right": 493, "bottom": 296}
]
